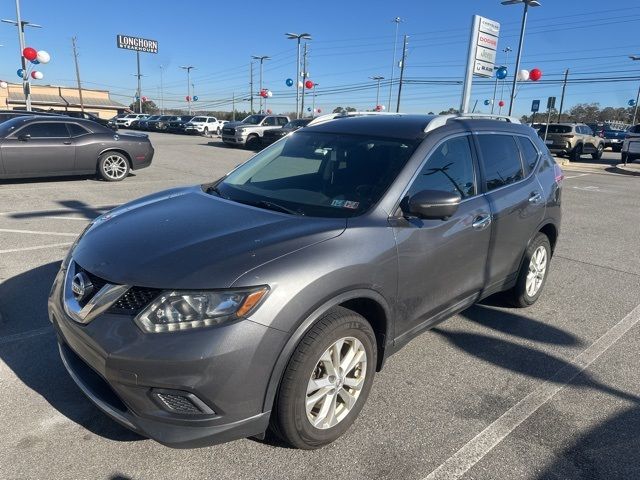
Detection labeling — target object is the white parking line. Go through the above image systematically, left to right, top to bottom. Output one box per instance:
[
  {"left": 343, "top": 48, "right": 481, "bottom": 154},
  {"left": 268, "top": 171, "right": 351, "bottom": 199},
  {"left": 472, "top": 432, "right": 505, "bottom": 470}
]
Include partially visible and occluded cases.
[
  {"left": 564, "top": 173, "right": 590, "bottom": 179},
  {"left": 0, "top": 228, "right": 78, "bottom": 237},
  {"left": 0, "top": 242, "right": 72, "bottom": 254},
  {"left": 422, "top": 302, "right": 640, "bottom": 480}
]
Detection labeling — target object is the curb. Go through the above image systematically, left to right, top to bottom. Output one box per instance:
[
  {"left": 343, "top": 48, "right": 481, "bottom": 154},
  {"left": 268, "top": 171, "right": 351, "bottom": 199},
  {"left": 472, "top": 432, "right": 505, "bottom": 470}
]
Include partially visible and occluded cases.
[{"left": 613, "top": 163, "right": 640, "bottom": 176}]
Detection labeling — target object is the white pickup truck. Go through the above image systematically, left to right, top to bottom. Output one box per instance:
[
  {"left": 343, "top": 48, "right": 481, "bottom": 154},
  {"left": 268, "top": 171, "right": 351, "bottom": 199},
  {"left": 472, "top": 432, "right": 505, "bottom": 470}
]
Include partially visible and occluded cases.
[
  {"left": 221, "top": 114, "right": 290, "bottom": 149},
  {"left": 183, "top": 116, "right": 223, "bottom": 136}
]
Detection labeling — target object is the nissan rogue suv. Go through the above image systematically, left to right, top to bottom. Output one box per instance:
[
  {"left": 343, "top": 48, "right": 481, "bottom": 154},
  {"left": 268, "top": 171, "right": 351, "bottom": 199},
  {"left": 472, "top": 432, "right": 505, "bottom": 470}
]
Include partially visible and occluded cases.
[{"left": 49, "top": 113, "right": 562, "bottom": 450}]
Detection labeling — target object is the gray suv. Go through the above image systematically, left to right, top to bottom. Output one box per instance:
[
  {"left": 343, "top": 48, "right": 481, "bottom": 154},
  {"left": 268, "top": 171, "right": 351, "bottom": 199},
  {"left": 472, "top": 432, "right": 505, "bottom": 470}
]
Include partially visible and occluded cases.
[{"left": 49, "top": 114, "right": 562, "bottom": 449}]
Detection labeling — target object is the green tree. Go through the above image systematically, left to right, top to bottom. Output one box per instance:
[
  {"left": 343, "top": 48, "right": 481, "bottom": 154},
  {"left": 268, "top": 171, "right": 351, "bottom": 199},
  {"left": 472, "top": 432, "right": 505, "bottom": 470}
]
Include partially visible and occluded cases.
[
  {"left": 128, "top": 100, "right": 159, "bottom": 115},
  {"left": 438, "top": 107, "right": 459, "bottom": 115}
]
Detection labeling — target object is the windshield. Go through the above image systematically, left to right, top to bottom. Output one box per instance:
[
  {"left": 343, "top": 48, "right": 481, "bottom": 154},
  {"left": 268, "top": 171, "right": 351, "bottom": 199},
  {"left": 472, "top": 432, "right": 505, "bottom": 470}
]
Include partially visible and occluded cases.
[
  {"left": 242, "top": 115, "right": 266, "bottom": 125},
  {"left": 191, "top": 117, "right": 206, "bottom": 122},
  {"left": 213, "top": 131, "right": 418, "bottom": 218}
]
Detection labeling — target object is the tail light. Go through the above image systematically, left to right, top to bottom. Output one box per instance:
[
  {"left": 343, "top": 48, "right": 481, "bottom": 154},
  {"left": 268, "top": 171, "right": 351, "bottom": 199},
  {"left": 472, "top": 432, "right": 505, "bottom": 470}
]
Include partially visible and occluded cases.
[{"left": 554, "top": 163, "right": 564, "bottom": 186}]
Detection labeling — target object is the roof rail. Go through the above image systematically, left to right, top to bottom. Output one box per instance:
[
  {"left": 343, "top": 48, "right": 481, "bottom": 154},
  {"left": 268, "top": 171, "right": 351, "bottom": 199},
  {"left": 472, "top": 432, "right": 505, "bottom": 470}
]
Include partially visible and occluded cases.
[
  {"left": 307, "top": 110, "right": 408, "bottom": 126},
  {"left": 424, "top": 113, "right": 521, "bottom": 133}
]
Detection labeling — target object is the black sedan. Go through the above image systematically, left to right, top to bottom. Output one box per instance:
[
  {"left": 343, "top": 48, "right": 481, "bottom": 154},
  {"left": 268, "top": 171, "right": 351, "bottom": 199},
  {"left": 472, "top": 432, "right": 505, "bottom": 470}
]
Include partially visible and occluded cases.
[
  {"left": 0, "top": 116, "right": 153, "bottom": 182},
  {"left": 261, "top": 118, "right": 311, "bottom": 146}
]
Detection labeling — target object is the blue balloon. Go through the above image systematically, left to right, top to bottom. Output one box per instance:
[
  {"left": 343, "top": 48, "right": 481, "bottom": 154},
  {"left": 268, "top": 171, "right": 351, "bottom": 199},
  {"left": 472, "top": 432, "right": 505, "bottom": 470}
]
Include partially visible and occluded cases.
[
  {"left": 31, "top": 59, "right": 39, "bottom": 65},
  {"left": 495, "top": 66, "right": 508, "bottom": 80},
  {"left": 16, "top": 68, "right": 24, "bottom": 78},
  {"left": 285, "top": 78, "right": 294, "bottom": 87},
  {"left": 193, "top": 95, "right": 198, "bottom": 101},
  {"left": 484, "top": 99, "right": 491, "bottom": 106},
  {"left": 629, "top": 99, "right": 636, "bottom": 107},
  {"left": 307, "top": 107, "right": 312, "bottom": 111}
]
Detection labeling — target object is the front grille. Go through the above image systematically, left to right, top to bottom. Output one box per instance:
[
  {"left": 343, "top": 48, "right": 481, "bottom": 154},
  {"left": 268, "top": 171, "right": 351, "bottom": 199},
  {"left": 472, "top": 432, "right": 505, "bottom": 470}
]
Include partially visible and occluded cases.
[
  {"left": 222, "top": 127, "right": 235, "bottom": 135},
  {"left": 108, "top": 287, "right": 161, "bottom": 315},
  {"left": 156, "top": 393, "right": 202, "bottom": 414}
]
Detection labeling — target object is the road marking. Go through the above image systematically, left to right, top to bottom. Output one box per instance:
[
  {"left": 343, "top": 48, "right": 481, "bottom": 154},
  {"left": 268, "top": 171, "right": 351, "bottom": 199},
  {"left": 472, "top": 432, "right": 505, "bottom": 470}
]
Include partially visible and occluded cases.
[
  {"left": 564, "top": 173, "right": 590, "bottom": 179},
  {"left": 571, "top": 185, "right": 605, "bottom": 192},
  {"left": 0, "top": 204, "right": 119, "bottom": 218},
  {"left": 38, "top": 216, "right": 91, "bottom": 221},
  {"left": 0, "top": 228, "right": 78, "bottom": 237},
  {"left": 0, "top": 242, "right": 72, "bottom": 254},
  {"left": 423, "top": 302, "right": 640, "bottom": 480},
  {"left": 0, "top": 327, "right": 52, "bottom": 346}
]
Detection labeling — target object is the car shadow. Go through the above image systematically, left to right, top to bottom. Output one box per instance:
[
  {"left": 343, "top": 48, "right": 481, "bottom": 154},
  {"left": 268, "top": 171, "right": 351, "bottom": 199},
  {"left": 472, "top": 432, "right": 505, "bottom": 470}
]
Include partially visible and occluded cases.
[
  {"left": 0, "top": 174, "right": 97, "bottom": 185},
  {"left": 9, "top": 199, "right": 120, "bottom": 221},
  {"left": 0, "top": 262, "right": 142, "bottom": 442}
]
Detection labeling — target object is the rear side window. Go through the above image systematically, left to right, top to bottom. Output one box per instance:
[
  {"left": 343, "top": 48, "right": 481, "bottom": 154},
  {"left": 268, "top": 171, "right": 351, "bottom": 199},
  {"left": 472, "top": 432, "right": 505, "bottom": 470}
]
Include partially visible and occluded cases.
[
  {"left": 263, "top": 117, "right": 276, "bottom": 126},
  {"left": 277, "top": 117, "right": 288, "bottom": 126},
  {"left": 17, "top": 122, "right": 69, "bottom": 138},
  {"left": 67, "top": 123, "right": 90, "bottom": 137},
  {"left": 477, "top": 134, "right": 523, "bottom": 191},
  {"left": 408, "top": 135, "right": 476, "bottom": 199},
  {"left": 516, "top": 136, "right": 539, "bottom": 176}
]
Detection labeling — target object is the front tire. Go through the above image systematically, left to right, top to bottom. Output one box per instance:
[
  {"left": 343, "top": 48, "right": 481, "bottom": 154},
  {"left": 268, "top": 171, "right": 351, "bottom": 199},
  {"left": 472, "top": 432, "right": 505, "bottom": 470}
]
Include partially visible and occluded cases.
[
  {"left": 246, "top": 135, "right": 260, "bottom": 150},
  {"left": 592, "top": 143, "right": 604, "bottom": 160},
  {"left": 570, "top": 144, "right": 582, "bottom": 162},
  {"left": 97, "top": 152, "right": 130, "bottom": 182},
  {"left": 507, "top": 232, "right": 551, "bottom": 308},
  {"left": 271, "top": 307, "right": 377, "bottom": 449}
]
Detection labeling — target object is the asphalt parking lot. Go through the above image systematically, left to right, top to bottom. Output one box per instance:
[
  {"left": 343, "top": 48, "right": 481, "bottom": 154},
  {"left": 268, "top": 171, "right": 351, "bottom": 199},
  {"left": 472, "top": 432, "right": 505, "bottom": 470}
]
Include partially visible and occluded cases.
[{"left": 1, "top": 133, "right": 639, "bottom": 480}]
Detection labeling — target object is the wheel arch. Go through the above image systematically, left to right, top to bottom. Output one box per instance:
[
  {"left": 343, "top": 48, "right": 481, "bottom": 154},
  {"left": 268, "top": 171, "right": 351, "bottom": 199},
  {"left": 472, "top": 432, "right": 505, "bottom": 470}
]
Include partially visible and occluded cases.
[
  {"left": 97, "top": 148, "right": 132, "bottom": 170},
  {"left": 261, "top": 289, "right": 391, "bottom": 413}
]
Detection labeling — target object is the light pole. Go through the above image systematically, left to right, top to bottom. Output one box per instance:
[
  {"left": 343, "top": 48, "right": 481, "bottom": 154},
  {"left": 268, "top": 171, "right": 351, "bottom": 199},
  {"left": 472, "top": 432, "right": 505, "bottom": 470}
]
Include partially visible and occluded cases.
[
  {"left": 2, "top": 0, "right": 42, "bottom": 112},
  {"left": 501, "top": 0, "right": 540, "bottom": 116},
  {"left": 387, "top": 17, "right": 403, "bottom": 112},
  {"left": 286, "top": 32, "right": 311, "bottom": 119},
  {"left": 498, "top": 46, "right": 512, "bottom": 114},
  {"left": 252, "top": 55, "right": 270, "bottom": 113},
  {"left": 629, "top": 56, "right": 640, "bottom": 125},
  {"left": 159, "top": 65, "right": 164, "bottom": 114},
  {"left": 180, "top": 65, "right": 195, "bottom": 114},
  {"left": 130, "top": 73, "right": 144, "bottom": 112},
  {"left": 370, "top": 75, "right": 384, "bottom": 108},
  {"left": 312, "top": 82, "right": 319, "bottom": 116}
]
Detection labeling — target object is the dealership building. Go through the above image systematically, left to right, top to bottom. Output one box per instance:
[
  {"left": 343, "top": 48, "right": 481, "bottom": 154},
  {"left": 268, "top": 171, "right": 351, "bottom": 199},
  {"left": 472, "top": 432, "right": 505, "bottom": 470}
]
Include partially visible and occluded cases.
[{"left": 0, "top": 82, "right": 128, "bottom": 119}]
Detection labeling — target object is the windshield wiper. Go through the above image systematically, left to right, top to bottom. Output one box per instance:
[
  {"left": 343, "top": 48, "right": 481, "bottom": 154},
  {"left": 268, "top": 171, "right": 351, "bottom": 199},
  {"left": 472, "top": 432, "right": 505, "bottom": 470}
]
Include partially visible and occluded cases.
[
  {"left": 206, "top": 185, "right": 228, "bottom": 199},
  {"left": 254, "top": 200, "right": 302, "bottom": 215}
]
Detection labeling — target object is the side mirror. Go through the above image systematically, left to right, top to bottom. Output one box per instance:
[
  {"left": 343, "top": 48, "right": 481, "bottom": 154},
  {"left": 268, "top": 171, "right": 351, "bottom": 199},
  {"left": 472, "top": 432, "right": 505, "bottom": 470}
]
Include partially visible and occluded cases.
[
  {"left": 18, "top": 133, "right": 31, "bottom": 141},
  {"left": 403, "top": 190, "right": 461, "bottom": 220}
]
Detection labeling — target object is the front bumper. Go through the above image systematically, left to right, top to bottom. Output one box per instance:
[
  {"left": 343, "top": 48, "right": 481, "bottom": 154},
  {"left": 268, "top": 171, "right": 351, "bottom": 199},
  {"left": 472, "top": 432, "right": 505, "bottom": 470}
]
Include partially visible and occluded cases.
[
  {"left": 221, "top": 134, "right": 246, "bottom": 144},
  {"left": 48, "top": 264, "right": 287, "bottom": 448}
]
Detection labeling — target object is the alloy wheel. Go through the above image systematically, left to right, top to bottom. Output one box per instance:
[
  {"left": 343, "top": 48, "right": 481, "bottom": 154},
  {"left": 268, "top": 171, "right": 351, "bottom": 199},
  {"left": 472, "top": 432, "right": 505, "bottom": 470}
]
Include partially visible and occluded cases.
[
  {"left": 102, "top": 155, "right": 128, "bottom": 180},
  {"left": 526, "top": 245, "right": 547, "bottom": 297},
  {"left": 306, "top": 337, "right": 367, "bottom": 430}
]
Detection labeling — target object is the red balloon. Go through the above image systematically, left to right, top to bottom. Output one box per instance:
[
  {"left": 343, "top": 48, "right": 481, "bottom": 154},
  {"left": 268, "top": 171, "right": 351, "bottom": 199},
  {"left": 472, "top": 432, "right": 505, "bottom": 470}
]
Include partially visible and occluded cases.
[
  {"left": 23, "top": 47, "right": 37, "bottom": 61},
  {"left": 529, "top": 68, "right": 542, "bottom": 81},
  {"left": 305, "top": 80, "right": 314, "bottom": 89},
  {"left": 142, "top": 96, "right": 147, "bottom": 102},
  {"left": 186, "top": 96, "right": 191, "bottom": 101},
  {"left": 498, "top": 100, "right": 505, "bottom": 107},
  {"left": 317, "top": 108, "right": 322, "bottom": 113},
  {"left": 266, "top": 109, "right": 272, "bottom": 114}
]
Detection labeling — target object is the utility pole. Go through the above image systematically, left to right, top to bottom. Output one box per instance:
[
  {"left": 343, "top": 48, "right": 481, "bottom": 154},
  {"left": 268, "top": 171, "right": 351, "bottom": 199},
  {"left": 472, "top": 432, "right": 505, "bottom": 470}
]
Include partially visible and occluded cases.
[
  {"left": 387, "top": 17, "right": 403, "bottom": 112},
  {"left": 396, "top": 35, "right": 408, "bottom": 113},
  {"left": 71, "top": 36, "right": 85, "bottom": 113},
  {"left": 300, "top": 43, "right": 308, "bottom": 118},
  {"left": 498, "top": 47, "right": 512, "bottom": 114},
  {"left": 136, "top": 51, "right": 142, "bottom": 113},
  {"left": 252, "top": 55, "right": 270, "bottom": 113},
  {"left": 249, "top": 61, "right": 254, "bottom": 114},
  {"left": 159, "top": 65, "right": 164, "bottom": 114},
  {"left": 180, "top": 65, "right": 195, "bottom": 114},
  {"left": 557, "top": 68, "right": 569, "bottom": 123},
  {"left": 232, "top": 92, "right": 236, "bottom": 121}
]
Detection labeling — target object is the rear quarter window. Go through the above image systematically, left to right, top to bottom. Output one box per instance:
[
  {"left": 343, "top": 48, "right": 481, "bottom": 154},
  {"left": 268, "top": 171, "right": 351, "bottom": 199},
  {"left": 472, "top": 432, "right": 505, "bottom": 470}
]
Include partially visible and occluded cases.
[
  {"left": 477, "top": 134, "right": 524, "bottom": 192},
  {"left": 516, "top": 136, "right": 540, "bottom": 176}
]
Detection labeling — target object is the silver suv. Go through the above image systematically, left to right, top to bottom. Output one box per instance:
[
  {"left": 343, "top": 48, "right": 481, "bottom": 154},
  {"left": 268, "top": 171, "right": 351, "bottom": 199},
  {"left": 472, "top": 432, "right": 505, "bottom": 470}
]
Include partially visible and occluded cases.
[
  {"left": 221, "top": 114, "right": 289, "bottom": 149},
  {"left": 540, "top": 123, "right": 605, "bottom": 161}
]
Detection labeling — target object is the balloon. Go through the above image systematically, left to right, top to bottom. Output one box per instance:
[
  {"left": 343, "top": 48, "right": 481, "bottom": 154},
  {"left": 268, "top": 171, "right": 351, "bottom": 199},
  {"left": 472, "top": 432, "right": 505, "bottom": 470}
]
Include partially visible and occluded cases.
[
  {"left": 22, "top": 47, "right": 37, "bottom": 61},
  {"left": 36, "top": 50, "right": 51, "bottom": 64},
  {"left": 31, "top": 59, "right": 39, "bottom": 65},
  {"left": 495, "top": 66, "right": 508, "bottom": 80},
  {"left": 529, "top": 68, "right": 542, "bottom": 81},
  {"left": 17, "top": 69, "right": 25, "bottom": 78},
  {"left": 517, "top": 69, "right": 530, "bottom": 81},
  {"left": 31, "top": 70, "right": 43, "bottom": 80},
  {"left": 285, "top": 78, "right": 294, "bottom": 87},
  {"left": 305, "top": 80, "right": 314, "bottom": 89},
  {"left": 0, "top": 81, "right": 7, "bottom": 89},
  {"left": 298, "top": 81, "right": 303, "bottom": 89},
  {"left": 266, "top": 90, "right": 272, "bottom": 98},
  {"left": 193, "top": 95, "right": 198, "bottom": 101},
  {"left": 141, "top": 96, "right": 147, "bottom": 102},
  {"left": 186, "top": 96, "right": 191, "bottom": 101},
  {"left": 484, "top": 99, "right": 491, "bottom": 106},
  {"left": 629, "top": 99, "right": 636, "bottom": 107},
  {"left": 498, "top": 100, "right": 505, "bottom": 107},
  {"left": 375, "top": 105, "right": 382, "bottom": 112},
  {"left": 380, "top": 105, "right": 386, "bottom": 111},
  {"left": 307, "top": 107, "right": 312, "bottom": 112},
  {"left": 317, "top": 108, "right": 322, "bottom": 113},
  {"left": 266, "top": 109, "right": 272, "bottom": 114}
]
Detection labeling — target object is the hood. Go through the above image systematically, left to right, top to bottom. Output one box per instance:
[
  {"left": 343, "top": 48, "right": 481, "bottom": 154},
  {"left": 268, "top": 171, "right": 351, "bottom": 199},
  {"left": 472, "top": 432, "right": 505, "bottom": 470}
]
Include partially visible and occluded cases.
[
  {"left": 224, "top": 121, "right": 243, "bottom": 127},
  {"left": 72, "top": 186, "right": 346, "bottom": 289}
]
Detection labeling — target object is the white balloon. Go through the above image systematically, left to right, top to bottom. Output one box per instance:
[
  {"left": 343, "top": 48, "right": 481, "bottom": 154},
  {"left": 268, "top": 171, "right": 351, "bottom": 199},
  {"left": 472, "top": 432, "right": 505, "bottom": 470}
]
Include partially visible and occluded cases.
[
  {"left": 36, "top": 50, "right": 51, "bottom": 64},
  {"left": 518, "top": 69, "right": 530, "bottom": 81},
  {"left": 32, "top": 71, "right": 44, "bottom": 80},
  {"left": 0, "top": 81, "right": 7, "bottom": 89},
  {"left": 298, "top": 81, "right": 303, "bottom": 88},
  {"left": 267, "top": 90, "right": 273, "bottom": 98},
  {"left": 381, "top": 105, "right": 386, "bottom": 111}
]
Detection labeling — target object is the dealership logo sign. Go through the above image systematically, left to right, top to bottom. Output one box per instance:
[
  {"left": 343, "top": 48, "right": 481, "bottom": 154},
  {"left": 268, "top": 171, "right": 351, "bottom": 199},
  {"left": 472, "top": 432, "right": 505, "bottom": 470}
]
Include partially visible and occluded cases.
[{"left": 116, "top": 35, "right": 158, "bottom": 54}]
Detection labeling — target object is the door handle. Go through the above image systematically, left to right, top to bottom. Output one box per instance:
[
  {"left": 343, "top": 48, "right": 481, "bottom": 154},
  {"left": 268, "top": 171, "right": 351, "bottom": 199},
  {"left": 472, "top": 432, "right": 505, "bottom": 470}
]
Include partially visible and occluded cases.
[
  {"left": 63, "top": 141, "right": 72, "bottom": 145},
  {"left": 529, "top": 192, "right": 542, "bottom": 203},
  {"left": 472, "top": 214, "right": 492, "bottom": 230}
]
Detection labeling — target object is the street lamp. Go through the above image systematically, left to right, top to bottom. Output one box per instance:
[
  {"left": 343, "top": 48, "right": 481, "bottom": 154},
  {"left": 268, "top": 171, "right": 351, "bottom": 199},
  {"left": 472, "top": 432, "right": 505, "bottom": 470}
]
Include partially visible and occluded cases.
[
  {"left": 2, "top": 0, "right": 42, "bottom": 112},
  {"left": 501, "top": 0, "right": 541, "bottom": 116},
  {"left": 387, "top": 17, "right": 403, "bottom": 112},
  {"left": 285, "top": 32, "right": 311, "bottom": 119},
  {"left": 252, "top": 55, "right": 271, "bottom": 113},
  {"left": 629, "top": 55, "right": 640, "bottom": 125},
  {"left": 159, "top": 65, "right": 164, "bottom": 114},
  {"left": 180, "top": 65, "right": 195, "bottom": 114},
  {"left": 369, "top": 76, "right": 384, "bottom": 108},
  {"left": 312, "top": 82, "right": 319, "bottom": 117}
]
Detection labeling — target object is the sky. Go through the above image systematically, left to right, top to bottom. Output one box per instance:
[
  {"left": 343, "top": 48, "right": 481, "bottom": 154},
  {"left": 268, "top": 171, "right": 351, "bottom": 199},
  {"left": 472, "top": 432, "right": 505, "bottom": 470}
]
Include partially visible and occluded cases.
[{"left": 1, "top": 0, "right": 639, "bottom": 117}]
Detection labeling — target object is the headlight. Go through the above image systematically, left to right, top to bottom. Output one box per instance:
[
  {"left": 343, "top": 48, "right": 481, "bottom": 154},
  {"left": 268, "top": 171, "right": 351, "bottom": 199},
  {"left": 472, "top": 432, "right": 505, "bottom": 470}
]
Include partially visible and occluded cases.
[
  {"left": 235, "top": 128, "right": 245, "bottom": 135},
  {"left": 135, "top": 287, "right": 269, "bottom": 333}
]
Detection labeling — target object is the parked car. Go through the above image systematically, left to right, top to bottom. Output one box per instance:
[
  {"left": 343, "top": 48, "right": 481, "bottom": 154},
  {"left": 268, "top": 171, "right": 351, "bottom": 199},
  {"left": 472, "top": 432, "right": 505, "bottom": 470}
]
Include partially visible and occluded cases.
[
  {"left": 46, "top": 110, "right": 118, "bottom": 131},
  {"left": 49, "top": 113, "right": 562, "bottom": 450},
  {"left": 116, "top": 114, "right": 148, "bottom": 128},
  {"left": 221, "top": 114, "right": 289, "bottom": 149},
  {"left": 0, "top": 115, "right": 153, "bottom": 181},
  {"left": 138, "top": 115, "right": 160, "bottom": 131},
  {"left": 147, "top": 115, "right": 175, "bottom": 132},
  {"left": 166, "top": 115, "right": 195, "bottom": 134},
  {"left": 184, "top": 116, "right": 223, "bottom": 136},
  {"left": 262, "top": 118, "right": 312, "bottom": 146},
  {"left": 538, "top": 123, "right": 605, "bottom": 161},
  {"left": 586, "top": 123, "right": 626, "bottom": 152},
  {"left": 621, "top": 124, "right": 640, "bottom": 163}
]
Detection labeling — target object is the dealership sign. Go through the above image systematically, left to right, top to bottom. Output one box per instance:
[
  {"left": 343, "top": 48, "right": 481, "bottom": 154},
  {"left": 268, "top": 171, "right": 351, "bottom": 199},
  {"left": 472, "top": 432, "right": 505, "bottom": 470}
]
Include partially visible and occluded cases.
[{"left": 116, "top": 35, "right": 158, "bottom": 54}]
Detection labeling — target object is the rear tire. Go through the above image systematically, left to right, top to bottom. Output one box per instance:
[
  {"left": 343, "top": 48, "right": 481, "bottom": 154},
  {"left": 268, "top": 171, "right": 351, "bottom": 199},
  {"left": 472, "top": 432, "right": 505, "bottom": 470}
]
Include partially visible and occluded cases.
[
  {"left": 203, "top": 127, "right": 209, "bottom": 137},
  {"left": 246, "top": 135, "right": 261, "bottom": 150},
  {"left": 592, "top": 143, "right": 603, "bottom": 160},
  {"left": 570, "top": 144, "right": 582, "bottom": 162},
  {"left": 97, "top": 151, "right": 129, "bottom": 182},
  {"left": 506, "top": 232, "right": 551, "bottom": 308},
  {"left": 271, "top": 307, "right": 376, "bottom": 449}
]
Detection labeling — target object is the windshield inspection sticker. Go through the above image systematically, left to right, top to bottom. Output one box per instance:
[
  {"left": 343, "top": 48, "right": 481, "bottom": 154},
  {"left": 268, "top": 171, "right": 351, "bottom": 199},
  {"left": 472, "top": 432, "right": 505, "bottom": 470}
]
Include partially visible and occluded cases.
[{"left": 331, "top": 199, "right": 360, "bottom": 209}]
